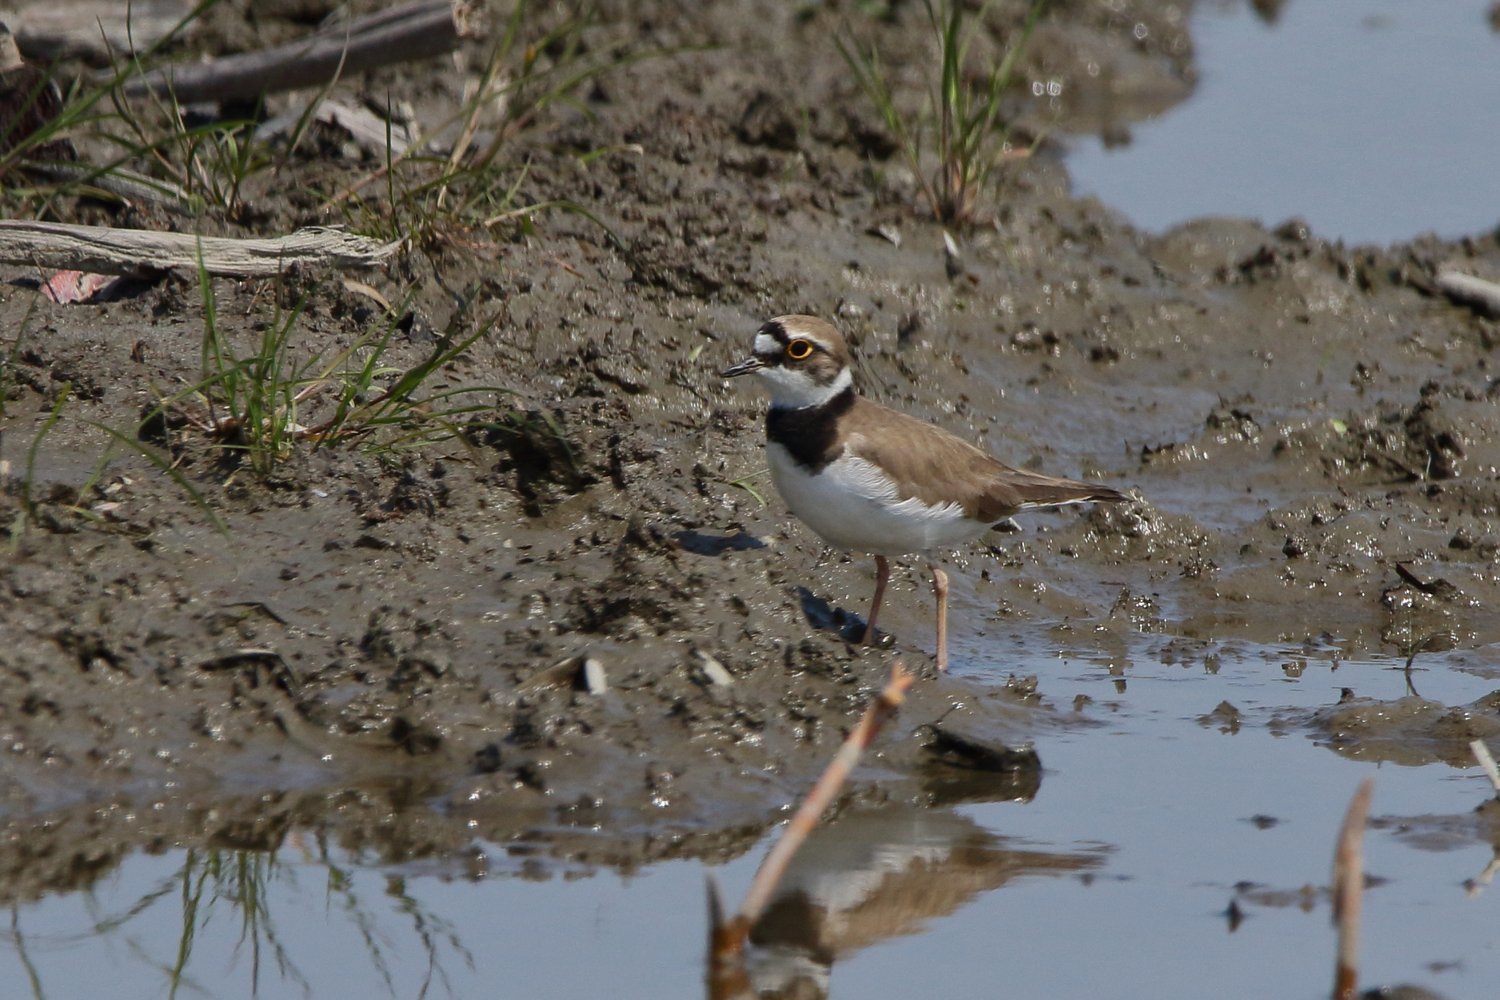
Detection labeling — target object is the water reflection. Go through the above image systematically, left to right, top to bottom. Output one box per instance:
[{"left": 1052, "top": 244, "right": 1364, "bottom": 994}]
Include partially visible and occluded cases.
[
  {"left": 5, "top": 636, "right": 1500, "bottom": 998},
  {"left": 2, "top": 778, "right": 1107, "bottom": 1000},
  {"left": 0, "top": 779, "right": 486, "bottom": 999},
  {"left": 734, "top": 804, "right": 1103, "bottom": 1000},
  {"left": 3, "top": 838, "right": 473, "bottom": 999}
]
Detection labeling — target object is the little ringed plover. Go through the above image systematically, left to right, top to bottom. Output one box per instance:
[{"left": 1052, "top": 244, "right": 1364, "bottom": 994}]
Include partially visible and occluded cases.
[{"left": 722, "top": 315, "right": 1130, "bottom": 672}]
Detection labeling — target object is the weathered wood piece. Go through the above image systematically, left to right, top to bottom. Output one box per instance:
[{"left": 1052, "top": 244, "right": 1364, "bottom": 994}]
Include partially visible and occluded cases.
[
  {"left": 6, "top": 1, "right": 187, "bottom": 67},
  {"left": 118, "top": 1, "right": 473, "bottom": 105},
  {"left": 0, "top": 220, "right": 398, "bottom": 277}
]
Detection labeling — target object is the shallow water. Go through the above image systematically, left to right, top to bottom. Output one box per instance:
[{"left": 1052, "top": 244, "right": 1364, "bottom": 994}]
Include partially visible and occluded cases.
[
  {"left": 1065, "top": 0, "right": 1500, "bottom": 245},
  {"left": 7, "top": 636, "right": 1497, "bottom": 999}
]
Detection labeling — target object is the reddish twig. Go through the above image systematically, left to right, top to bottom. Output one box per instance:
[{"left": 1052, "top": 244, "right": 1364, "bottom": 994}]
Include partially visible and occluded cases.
[
  {"left": 708, "top": 661, "right": 915, "bottom": 963},
  {"left": 1332, "top": 777, "right": 1374, "bottom": 1000},
  {"left": 704, "top": 874, "right": 751, "bottom": 1000}
]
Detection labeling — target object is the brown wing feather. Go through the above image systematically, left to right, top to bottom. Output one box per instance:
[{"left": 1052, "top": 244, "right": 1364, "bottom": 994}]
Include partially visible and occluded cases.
[{"left": 843, "top": 397, "right": 1128, "bottom": 524}]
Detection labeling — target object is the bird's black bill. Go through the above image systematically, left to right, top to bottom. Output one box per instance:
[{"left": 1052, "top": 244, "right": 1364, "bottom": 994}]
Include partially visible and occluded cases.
[{"left": 721, "top": 356, "right": 764, "bottom": 378}]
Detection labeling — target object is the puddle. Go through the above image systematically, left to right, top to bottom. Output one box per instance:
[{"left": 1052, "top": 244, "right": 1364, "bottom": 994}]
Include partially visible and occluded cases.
[
  {"left": 1065, "top": 0, "right": 1500, "bottom": 244},
  {"left": 6, "top": 635, "right": 1497, "bottom": 999},
  {"left": 1, "top": 840, "right": 745, "bottom": 999}
]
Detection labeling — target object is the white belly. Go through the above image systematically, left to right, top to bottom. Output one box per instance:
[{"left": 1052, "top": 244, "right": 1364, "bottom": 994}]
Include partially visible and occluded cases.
[{"left": 767, "top": 443, "right": 989, "bottom": 555}]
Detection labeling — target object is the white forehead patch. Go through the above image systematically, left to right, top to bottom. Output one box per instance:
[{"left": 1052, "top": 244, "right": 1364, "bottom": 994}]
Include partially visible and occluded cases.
[{"left": 754, "top": 331, "right": 780, "bottom": 355}]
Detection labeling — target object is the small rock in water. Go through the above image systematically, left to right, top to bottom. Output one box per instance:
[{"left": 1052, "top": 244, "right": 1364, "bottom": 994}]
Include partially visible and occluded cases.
[{"left": 920, "top": 723, "right": 1040, "bottom": 773}]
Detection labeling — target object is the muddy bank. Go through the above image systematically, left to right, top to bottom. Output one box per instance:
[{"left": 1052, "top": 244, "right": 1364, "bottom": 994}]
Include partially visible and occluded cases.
[{"left": 4, "top": 0, "right": 1500, "bottom": 903}]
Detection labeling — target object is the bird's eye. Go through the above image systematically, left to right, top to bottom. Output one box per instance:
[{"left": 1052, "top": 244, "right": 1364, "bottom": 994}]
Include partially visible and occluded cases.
[{"left": 786, "top": 340, "right": 814, "bottom": 360}]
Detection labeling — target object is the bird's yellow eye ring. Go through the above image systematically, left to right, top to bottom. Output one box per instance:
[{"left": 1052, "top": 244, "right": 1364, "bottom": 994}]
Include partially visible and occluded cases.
[{"left": 786, "top": 340, "right": 814, "bottom": 360}]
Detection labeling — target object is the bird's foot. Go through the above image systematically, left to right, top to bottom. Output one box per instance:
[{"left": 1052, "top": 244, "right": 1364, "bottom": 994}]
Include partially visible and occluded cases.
[{"left": 842, "top": 618, "right": 892, "bottom": 647}]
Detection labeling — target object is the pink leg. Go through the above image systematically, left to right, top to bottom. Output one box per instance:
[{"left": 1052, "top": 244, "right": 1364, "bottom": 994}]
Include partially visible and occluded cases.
[
  {"left": 861, "top": 555, "right": 890, "bottom": 645},
  {"left": 929, "top": 563, "right": 950, "bottom": 672}
]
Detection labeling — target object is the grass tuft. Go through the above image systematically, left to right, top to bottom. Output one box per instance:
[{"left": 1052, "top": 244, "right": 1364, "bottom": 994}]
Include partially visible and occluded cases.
[
  {"left": 1, "top": 0, "right": 636, "bottom": 243},
  {"left": 328, "top": 0, "right": 638, "bottom": 250},
  {"left": 838, "top": 0, "right": 1047, "bottom": 226},
  {"left": 136, "top": 256, "right": 508, "bottom": 485}
]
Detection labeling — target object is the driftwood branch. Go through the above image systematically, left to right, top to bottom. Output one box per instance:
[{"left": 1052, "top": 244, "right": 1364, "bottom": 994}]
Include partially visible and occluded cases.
[
  {"left": 118, "top": 1, "right": 474, "bottom": 106},
  {"left": 0, "top": 220, "right": 398, "bottom": 277}
]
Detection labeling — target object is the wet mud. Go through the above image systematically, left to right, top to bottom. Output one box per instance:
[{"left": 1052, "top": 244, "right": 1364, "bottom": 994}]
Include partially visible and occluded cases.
[{"left": 4, "top": 0, "right": 1500, "bottom": 907}]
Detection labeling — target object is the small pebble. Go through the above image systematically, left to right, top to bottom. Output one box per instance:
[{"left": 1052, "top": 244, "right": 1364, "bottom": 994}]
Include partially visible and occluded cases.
[{"left": 581, "top": 657, "right": 608, "bottom": 695}]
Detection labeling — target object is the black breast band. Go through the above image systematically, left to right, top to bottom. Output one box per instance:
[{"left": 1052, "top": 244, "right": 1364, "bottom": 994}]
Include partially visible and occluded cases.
[{"left": 765, "top": 388, "right": 854, "bottom": 473}]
